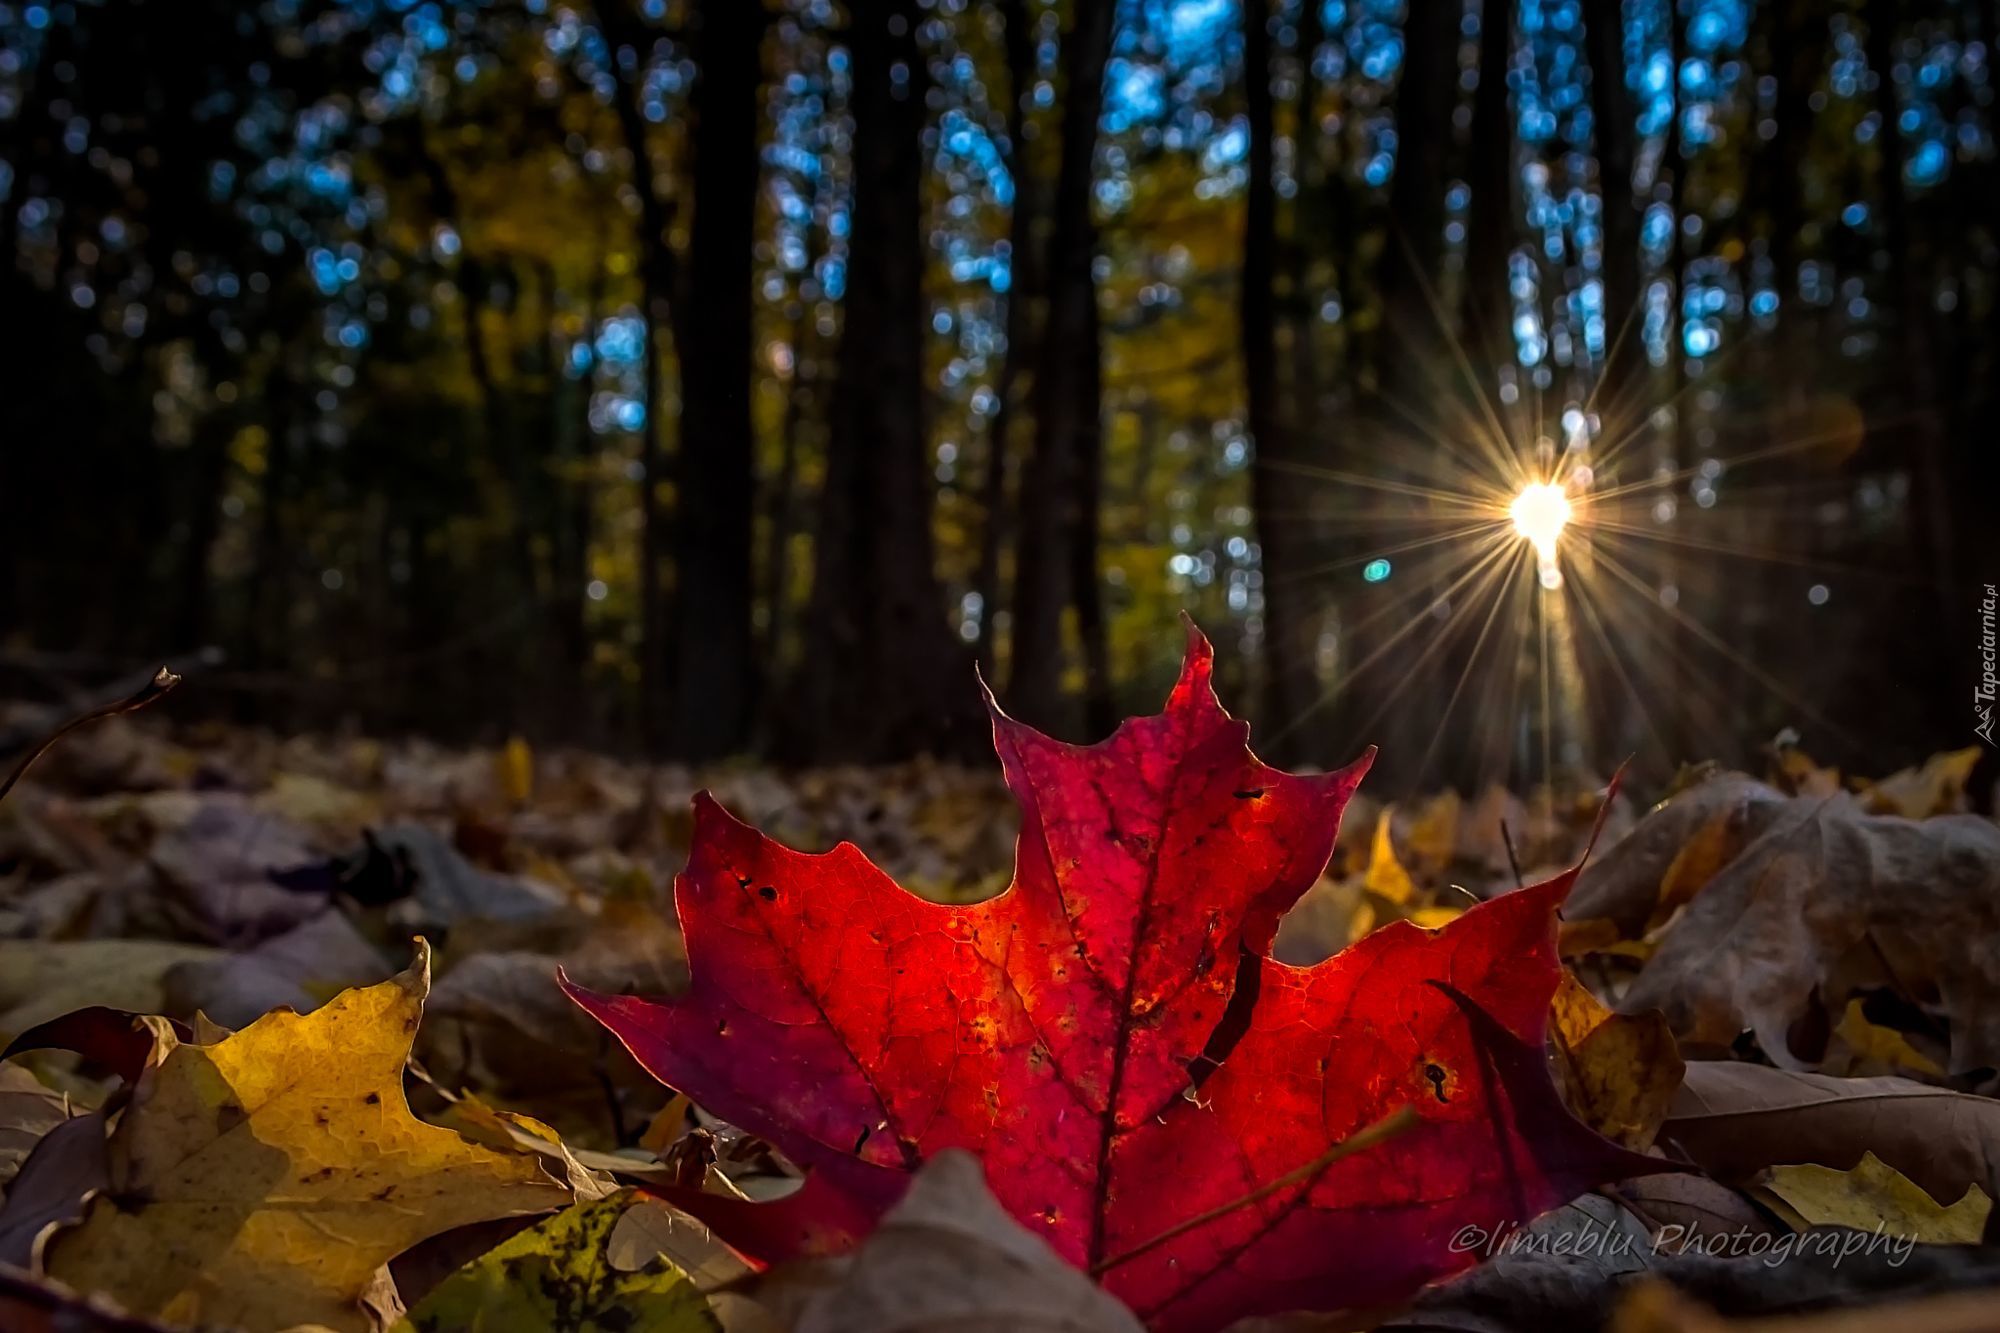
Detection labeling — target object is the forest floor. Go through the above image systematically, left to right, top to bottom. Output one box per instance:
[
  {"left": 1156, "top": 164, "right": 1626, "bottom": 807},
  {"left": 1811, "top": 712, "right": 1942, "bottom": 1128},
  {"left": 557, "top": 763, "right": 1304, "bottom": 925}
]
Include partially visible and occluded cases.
[{"left": 1, "top": 694, "right": 1998, "bottom": 1332}]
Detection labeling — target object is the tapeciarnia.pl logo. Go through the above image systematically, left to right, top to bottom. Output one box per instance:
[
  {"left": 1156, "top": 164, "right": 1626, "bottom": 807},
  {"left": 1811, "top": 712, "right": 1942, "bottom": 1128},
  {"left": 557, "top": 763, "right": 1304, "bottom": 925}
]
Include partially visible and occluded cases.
[{"left": 1978, "top": 582, "right": 1997, "bottom": 745}]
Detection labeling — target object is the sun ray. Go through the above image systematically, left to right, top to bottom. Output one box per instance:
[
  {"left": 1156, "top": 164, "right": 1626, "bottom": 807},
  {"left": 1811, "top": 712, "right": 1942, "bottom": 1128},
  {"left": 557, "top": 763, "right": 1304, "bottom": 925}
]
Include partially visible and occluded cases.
[{"left": 1587, "top": 541, "right": 1861, "bottom": 750}]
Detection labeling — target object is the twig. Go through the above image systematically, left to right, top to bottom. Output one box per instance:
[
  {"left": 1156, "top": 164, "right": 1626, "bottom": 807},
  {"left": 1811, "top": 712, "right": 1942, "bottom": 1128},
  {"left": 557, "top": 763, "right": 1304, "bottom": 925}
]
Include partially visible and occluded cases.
[
  {"left": 0, "top": 667, "right": 181, "bottom": 807},
  {"left": 1499, "top": 819, "right": 1525, "bottom": 892},
  {"left": 1091, "top": 1106, "right": 1417, "bottom": 1276}
]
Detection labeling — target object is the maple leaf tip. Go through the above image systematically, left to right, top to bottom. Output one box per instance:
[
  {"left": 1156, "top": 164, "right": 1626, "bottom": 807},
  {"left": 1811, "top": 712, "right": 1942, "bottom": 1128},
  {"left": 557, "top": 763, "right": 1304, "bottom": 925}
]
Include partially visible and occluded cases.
[{"left": 1176, "top": 612, "right": 1215, "bottom": 670}]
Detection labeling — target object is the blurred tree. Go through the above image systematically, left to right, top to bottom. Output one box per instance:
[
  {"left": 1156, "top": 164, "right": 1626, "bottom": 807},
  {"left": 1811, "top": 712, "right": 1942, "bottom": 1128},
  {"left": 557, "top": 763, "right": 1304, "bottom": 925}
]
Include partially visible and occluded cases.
[
  {"left": 672, "top": 0, "right": 764, "bottom": 759},
  {"left": 798, "top": 0, "right": 980, "bottom": 760},
  {"left": 1009, "top": 0, "right": 1116, "bottom": 735}
]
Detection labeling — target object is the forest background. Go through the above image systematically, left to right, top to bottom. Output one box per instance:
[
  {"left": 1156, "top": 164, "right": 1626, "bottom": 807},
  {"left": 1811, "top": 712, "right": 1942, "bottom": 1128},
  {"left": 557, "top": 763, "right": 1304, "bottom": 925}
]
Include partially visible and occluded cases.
[{"left": 2, "top": 0, "right": 1995, "bottom": 795}]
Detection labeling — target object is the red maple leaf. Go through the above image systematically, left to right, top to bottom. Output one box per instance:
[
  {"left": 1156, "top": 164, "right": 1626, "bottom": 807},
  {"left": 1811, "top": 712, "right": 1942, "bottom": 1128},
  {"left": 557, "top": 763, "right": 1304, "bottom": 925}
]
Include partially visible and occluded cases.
[{"left": 563, "top": 625, "right": 1663, "bottom": 1330}]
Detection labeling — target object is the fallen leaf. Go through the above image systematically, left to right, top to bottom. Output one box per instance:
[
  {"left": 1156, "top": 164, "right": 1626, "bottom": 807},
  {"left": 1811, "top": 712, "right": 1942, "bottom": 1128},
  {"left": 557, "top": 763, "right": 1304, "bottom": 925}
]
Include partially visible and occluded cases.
[
  {"left": 565, "top": 627, "right": 1662, "bottom": 1331},
  {"left": 499, "top": 737, "right": 536, "bottom": 808},
  {"left": 1856, "top": 747, "right": 1982, "bottom": 819},
  {"left": 253, "top": 772, "right": 381, "bottom": 839},
  {"left": 1564, "top": 773, "right": 1788, "bottom": 942},
  {"left": 1401, "top": 789, "right": 1461, "bottom": 876},
  {"left": 139, "top": 792, "right": 329, "bottom": 941},
  {"left": 1617, "top": 797, "right": 2000, "bottom": 1073},
  {"left": 1652, "top": 809, "right": 1750, "bottom": 932},
  {"left": 1364, "top": 810, "right": 1417, "bottom": 905},
  {"left": 373, "top": 822, "right": 568, "bottom": 929},
  {"left": 1269, "top": 874, "right": 1368, "bottom": 965},
  {"left": 161, "top": 907, "right": 391, "bottom": 1029},
  {"left": 0, "top": 940, "right": 220, "bottom": 1040},
  {"left": 43, "top": 941, "right": 569, "bottom": 1332},
  {"left": 1549, "top": 973, "right": 1685, "bottom": 1150},
  {"left": 1825, "top": 999, "right": 1946, "bottom": 1080},
  {"left": 2, "top": 1007, "right": 187, "bottom": 1093},
  {"left": 1660, "top": 1063, "right": 2000, "bottom": 1207},
  {"left": 0, "top": 1066, "right": 71, "bottom": 1203},
  {"left": 431, "top": 1091, "right": 617, "bottom": 1201},
  {"left": 0, "top": 1112, "right": 106, "bottom": 1269},
  {"left": 752, "top": 1150, "right": 1146, "bottom": 1333},
  {"left": 1753, "top": 1153, "right": 1990, "bottom": 1246},
  {"left": 1607, "top": 1174, "right": 1785, "bottom": 1253},
  {"left": 397, "top": 1189, "right": 715, "bottom": 1333},
  {"left": 606, "top": 1196, "right": 751, "bottom": 1292},
  {"left": 1386, "top": 1227, "right": 2000, "bottom": 1333},
  {"left": 0, "top": 1265, "right": 182, "bottom": 1333},
  {"left": 1612, "top": 1281, "right": 2000, "bottom": 1333}
]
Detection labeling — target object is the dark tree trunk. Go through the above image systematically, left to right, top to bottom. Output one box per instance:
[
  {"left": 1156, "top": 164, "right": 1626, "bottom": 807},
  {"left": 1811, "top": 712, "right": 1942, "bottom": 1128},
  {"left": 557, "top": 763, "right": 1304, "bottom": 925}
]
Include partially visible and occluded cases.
[
  {"left": 595, "top": 0, "right": 680, "bottom": 751},
  {"left": 670, "top": 0, "right": 763, "bottom": 758},
  {"left": 798, "top": 0, "right": 980, "bottom": 761},
  {"left": 972, "top": 0, "right": 1041, "bottom": 675},
  {"left": 1007, "top": 0, "right": 1115, "bottom": 732},
  {"left": 1244, "top": 0, "right": 1314, "bottom": 756},
  {"left": 1373, "top": 0, "right": 1458, "bottom": 422},
  {"left": 1465, "top": 0, "right": 1517, "bottom": 405},
  {"left": 1584, "top": 0, "right": 1642, "bottom": 429},
  {"left": 1863, "top": 0, "right": 1958, "bottom": 744},
  {"left": 1071, "top": 239, "right": 1114, "bottom": 739}
]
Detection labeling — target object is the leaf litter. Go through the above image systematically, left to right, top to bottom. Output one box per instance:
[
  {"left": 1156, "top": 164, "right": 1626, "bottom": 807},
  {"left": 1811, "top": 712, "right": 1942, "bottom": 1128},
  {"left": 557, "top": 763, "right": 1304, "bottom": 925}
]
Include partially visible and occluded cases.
[{"left": 1, "top": 631, "right": 1998, "bottom": 1329}]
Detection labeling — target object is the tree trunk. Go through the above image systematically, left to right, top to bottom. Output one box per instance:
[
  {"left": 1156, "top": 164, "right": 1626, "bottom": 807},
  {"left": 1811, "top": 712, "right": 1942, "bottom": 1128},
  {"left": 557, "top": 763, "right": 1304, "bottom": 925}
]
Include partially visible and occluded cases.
[
  {"left": 594, "top": 0, "right": 680, "bottom": 752},
  {"left": 670, "top": 0, "right": 763, "bottom": 758},
  {"left": 798, "top": 0, "right": 980, "bottom": 761},
  {"left": 972, "top": 0, "right": 1041, "bottom": 675},
  {"left": 1007, "top": 0, "right": 1114, "bottom": 733},
  {"left": 1244, "top": 0, "right": 1314, "bottom": 756},
  {"left": 1465, "top": 0, "right": 1517, "bottom": 403},
  {"left": 1583, "top": 0, "right": 1642, "bottom": 429},
  {"left": 1862, "top": 0, "right": 1958, "bottom": 745}
]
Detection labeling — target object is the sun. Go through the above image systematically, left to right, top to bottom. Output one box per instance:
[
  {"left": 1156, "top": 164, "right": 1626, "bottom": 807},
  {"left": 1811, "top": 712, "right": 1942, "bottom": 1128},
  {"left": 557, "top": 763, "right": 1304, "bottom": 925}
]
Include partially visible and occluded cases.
[
  {"left": 1509, "top": 482, "right": 1573, "bottom": 589},
  {"left": 1509, "top": 482, "right": 1572, "bottom": 556}
]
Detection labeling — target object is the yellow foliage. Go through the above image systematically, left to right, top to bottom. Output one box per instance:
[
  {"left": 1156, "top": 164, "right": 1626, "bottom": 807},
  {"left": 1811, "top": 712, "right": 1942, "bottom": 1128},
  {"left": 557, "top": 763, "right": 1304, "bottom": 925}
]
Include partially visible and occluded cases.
[
  {"left": 1363, "top": 809, "right": 1417, "bottom": 905},
  {"left": 47, "top": 942, "right": 569, "bottom": 1332},
  {"left": 1548, "top": 971, "right": 1685, "bottom": 1150},
  {"left": 1755, "top": 1151, "right": 1990, "bottom": 1245},
  {"left": 397, "top": 1191, "right": 715, "bottom": 1333}
]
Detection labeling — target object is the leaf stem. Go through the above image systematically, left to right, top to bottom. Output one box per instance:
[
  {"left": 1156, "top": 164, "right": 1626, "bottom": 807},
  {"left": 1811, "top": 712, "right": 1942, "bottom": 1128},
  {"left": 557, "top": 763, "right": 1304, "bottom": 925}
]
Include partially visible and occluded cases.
[
  {"left": 0, "top": 667, "right": 182, "bottom": 807},
  {"left": 1090, "top": 1105, "right": 1417, "bottom": 1276}
]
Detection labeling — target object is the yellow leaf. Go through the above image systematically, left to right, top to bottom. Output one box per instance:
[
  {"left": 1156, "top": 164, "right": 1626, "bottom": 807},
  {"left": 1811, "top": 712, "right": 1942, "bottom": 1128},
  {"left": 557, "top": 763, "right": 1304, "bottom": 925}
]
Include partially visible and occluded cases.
[
  {"left": 498, "top": 735, "right": 534, "bottom": 806},
  {"left": 1859, "top": 747, "right": 1982, "bottom": 818},
  {"left": 252, "top": 772, "right": 379, "bottom": 836},
  {"left": 1403, "top": 790, "right": 1461, "bottom": 874},
  {"left": 1651, "top": 808, "right": 1748, "bottom": 930},
  {"left": 1364, "top": 810, "right": 1417, "bottom": 905},
  {"left": 1407, "top": 904, "right": 1464, "bottom": 929},
  {"left": 1557, "top": 916, "right": 1625, "bottom": 957},
  {"left": 46, "top": 941, "right": 569, "bottom": 1332},
  {"left": 1549, "top": 972, "right": 1685, "bottom": 1150},
  {"left": 1829, "top": 999, "right": 1947, "bottom": 1078},
  {"left": 435, "top": 1092, "right": 618, "bottom": 1201},
  {"left": 640, "top": 1094, "right": 690, "bottom": 1160},
  {"left": 1756, "top": 1152, "right": 1991, "bottom": 1244},
  {"left": 397, "top": 1190, "right": 716, "bottom": 1333}
]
